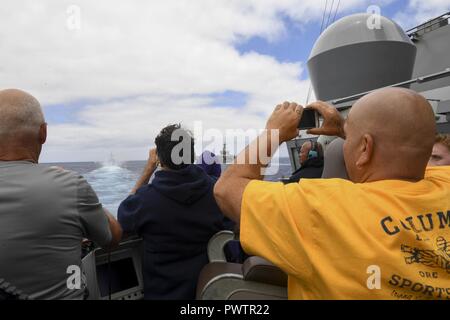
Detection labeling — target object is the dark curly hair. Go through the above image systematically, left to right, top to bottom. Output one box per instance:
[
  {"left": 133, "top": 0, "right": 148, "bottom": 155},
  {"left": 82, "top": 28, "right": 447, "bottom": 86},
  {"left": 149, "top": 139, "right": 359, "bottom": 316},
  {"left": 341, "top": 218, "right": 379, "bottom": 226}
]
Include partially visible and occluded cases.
[{"left": 155, "top": 124, "right": 195, "bottom": 170}]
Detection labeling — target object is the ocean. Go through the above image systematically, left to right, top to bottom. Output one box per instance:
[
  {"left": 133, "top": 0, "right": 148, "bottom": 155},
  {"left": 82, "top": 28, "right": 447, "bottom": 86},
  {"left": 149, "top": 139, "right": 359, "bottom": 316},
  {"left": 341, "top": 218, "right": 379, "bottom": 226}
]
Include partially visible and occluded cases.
[{"left": 42, "top": 158, "right": 294, "bottom": 216}]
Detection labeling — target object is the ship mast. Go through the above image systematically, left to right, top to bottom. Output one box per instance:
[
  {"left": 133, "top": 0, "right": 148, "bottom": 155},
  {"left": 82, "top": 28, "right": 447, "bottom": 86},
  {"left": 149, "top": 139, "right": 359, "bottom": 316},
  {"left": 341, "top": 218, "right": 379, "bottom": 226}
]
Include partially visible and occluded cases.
[{"left": 222, "top": 143, "right": 227, "bottom": 163}]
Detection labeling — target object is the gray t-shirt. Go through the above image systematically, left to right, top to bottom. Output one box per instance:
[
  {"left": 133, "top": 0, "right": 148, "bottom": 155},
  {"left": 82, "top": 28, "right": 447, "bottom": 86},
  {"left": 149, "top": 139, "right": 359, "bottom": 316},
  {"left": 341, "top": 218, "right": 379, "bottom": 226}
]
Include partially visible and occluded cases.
[{"left": 0, "top": 161, "right": 112, "bottom": 299}]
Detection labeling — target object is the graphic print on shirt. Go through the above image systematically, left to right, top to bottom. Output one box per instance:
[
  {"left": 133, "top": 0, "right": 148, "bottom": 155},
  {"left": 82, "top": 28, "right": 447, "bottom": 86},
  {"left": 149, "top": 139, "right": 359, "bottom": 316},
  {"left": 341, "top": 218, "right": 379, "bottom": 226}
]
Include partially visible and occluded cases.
[
  {"left": 379, "top": 209, "right": 450, "bottom": 300},
  {"left": 401, "top": 236, "right": 450, "bottom": 273}
]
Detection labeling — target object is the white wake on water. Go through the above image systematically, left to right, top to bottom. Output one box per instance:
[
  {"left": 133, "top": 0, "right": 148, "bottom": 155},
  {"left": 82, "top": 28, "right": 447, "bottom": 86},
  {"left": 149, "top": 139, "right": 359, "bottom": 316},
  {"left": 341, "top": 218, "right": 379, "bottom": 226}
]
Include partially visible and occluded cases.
[{"left": 84, "top": 164, "right": 138, "bottom": 216}]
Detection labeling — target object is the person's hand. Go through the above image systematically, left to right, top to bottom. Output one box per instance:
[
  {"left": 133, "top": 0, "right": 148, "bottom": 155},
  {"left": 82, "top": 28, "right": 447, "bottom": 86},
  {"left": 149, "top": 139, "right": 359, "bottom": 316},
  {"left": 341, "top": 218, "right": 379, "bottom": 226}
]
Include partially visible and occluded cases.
[
  {"left": 266, "top": 101, "right": 303, "bottom": 143},
  {"left": 306, "top": 101, "right": 345, "bottom": 138},
  {"left": 131, "top": 148, "right": 159, "bottom": 194},
  {"left": 147, "top": 148, "right": 159, "bottom": 168}
]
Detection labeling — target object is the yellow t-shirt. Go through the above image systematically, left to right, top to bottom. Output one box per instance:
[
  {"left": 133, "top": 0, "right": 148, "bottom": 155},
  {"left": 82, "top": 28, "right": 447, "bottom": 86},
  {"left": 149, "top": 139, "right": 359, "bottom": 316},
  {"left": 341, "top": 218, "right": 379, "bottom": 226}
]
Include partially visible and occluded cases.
[{"left": 240, "top": 166, "right": 450, "bottom": 300}]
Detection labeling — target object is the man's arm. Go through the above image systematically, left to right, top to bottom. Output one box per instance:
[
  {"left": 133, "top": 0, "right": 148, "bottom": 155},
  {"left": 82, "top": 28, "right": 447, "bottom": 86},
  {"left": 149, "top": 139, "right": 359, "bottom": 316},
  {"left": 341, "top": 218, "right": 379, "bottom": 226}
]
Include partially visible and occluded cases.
[
  {"left": 214, "top": 100, "right": 345, "bottom": 223},
  {"left": 214, "top": 102, "right": 303, "bottom": 223},
  {"left": 131, "top": 148, "right": 159, "bottom": 194},
  {"left": 75, "top": 173, "right": 123, "bottom": 250},
  {"left": 104, "top": 208, "right": 123, "bottom": 249}
]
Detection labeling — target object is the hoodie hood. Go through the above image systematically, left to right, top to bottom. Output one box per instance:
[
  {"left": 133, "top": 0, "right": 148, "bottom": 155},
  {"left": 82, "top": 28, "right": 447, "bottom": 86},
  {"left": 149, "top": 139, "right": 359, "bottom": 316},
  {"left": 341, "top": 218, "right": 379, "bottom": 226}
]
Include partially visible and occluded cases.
[
  {"left": 197, "top": 151, "right": 221, "bottom": 178},
  {"left": 152, "top": 164, "right": 212, "bottom": 205}
]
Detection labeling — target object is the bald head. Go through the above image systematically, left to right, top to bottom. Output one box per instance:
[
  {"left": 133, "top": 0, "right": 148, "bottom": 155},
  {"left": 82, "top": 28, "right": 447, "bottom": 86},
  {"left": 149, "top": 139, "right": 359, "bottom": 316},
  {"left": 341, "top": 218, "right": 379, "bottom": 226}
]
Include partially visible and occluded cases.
[
  {"left": 343, "top": 88, "right": 436, "bottom": 182},
  {"left": 0, "top": 89, "right": 46, "bottom": 162},
  {"left": 0, "top": 89, "right": 45, "bottom": 136},
  {"left": 299, "top": 141, "right": 313, "bottom": 165}
]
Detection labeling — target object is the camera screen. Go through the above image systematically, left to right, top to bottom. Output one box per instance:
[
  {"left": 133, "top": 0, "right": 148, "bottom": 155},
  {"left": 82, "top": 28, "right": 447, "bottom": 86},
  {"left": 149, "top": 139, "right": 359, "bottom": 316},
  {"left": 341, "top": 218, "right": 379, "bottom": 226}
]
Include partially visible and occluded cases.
[{"left": 97, "top": 257, "right": 139, "bottom": 297}]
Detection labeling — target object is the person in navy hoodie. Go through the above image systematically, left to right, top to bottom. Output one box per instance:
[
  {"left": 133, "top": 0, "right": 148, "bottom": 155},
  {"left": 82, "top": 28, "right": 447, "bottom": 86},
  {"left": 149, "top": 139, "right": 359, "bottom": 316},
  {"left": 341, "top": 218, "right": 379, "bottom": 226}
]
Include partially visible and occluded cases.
[
  {"left": 118, "top": 124, "right": 225, "bottom": 300},
  {"left": 196, "top": 151, "right": 221, "bottom": 178}
]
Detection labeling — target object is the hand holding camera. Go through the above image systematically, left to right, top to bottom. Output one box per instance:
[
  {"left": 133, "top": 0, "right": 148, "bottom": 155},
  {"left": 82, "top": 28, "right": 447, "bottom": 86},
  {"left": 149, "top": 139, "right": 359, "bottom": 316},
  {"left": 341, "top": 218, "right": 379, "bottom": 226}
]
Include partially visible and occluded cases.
[
  {"left": 266, "top": 101, "right": 303, "bottom": 143},
  {"left": 303, "top": 101, "right": 345, "bottom": 139}
]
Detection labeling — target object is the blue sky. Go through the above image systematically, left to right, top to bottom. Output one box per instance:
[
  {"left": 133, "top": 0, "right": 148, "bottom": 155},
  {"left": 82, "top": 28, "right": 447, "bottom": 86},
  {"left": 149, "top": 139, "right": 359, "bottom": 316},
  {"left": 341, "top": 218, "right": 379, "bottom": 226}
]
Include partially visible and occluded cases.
[{"left": 236, "top": 0, "right": 408, "bottom": 78}]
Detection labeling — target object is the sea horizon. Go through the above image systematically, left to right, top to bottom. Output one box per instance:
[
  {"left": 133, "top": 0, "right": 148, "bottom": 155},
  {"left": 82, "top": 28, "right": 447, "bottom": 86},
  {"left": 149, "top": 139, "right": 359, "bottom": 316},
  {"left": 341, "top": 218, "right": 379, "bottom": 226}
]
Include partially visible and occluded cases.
[{"left": 40, "top": 159, "right": 294, "bottom": 216}]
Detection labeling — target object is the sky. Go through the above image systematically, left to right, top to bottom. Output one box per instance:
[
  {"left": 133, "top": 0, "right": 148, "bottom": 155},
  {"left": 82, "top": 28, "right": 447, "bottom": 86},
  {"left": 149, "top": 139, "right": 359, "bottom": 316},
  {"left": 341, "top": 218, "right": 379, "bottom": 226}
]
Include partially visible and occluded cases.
[{"left": 1, "top": 0, "right": 450, "bottom": 162}]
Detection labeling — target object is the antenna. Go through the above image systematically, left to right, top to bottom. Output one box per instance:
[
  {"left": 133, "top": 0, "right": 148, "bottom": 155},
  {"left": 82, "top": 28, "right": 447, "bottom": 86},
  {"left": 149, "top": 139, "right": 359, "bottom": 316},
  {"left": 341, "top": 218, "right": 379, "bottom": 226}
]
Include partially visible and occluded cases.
[{"left": 305, "top": 0, "right": 341, "bottom": 106}]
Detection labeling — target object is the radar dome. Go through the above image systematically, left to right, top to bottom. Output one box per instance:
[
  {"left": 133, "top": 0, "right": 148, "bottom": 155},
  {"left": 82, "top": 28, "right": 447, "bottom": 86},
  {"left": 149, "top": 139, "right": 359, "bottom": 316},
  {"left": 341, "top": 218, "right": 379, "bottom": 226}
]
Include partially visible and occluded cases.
[{"left": 307, "top": 13, "right": 417, "bottom": 101}]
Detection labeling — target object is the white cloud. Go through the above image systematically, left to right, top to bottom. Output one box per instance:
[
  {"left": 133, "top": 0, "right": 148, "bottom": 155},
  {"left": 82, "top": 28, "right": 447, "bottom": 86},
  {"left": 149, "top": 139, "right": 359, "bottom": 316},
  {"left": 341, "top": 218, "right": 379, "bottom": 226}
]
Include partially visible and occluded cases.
[
  {"left": 0, "top": 0, "right": 377, "bottom": 162},
  {"left": 394, "top": 0, "right": 450, "bottom": 29},
  {"left": 44, "top": 95, "right": 265, "bottom": 161}
]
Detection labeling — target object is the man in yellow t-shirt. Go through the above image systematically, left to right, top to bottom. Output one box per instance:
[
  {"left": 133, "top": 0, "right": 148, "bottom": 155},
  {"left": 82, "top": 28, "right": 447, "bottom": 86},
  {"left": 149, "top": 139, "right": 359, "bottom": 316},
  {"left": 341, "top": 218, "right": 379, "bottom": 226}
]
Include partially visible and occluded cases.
[{"left": 214, "top": 87, "right": 450, "bottom": 300}]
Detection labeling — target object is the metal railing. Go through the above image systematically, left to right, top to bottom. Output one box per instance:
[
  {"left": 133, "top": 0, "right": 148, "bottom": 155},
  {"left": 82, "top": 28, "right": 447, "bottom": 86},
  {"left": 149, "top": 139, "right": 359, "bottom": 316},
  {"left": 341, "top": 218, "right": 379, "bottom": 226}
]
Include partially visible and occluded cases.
[
  {"left": 406, "top": 12, "right": 450, "bottom": 37},
  {"left": 331, "top": 68, "right": 450, "bottom": 106}
]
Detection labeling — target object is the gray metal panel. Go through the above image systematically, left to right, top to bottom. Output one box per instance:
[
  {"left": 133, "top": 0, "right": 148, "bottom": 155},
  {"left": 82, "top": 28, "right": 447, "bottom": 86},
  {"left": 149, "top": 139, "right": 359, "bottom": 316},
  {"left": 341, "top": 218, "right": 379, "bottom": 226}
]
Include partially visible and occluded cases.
[
  {"left": 308, "top": 13, "right": 416, "bottom": 101},
  {"left": 310, "top": 13, "right": 413, "bottom": 58},
  {"left": 410, "top": 22, "right": 450, "bottom": 92},
  {"left": 308, "top": 41, "right": 416, "bottom": 101},
  {"left": 420, "top": 85, "right": 450, "bottom": 102},
  {"left": 436, "top": 100, "right": 450, "bottom": 114},
  {"left": 437, "top": 122, "right": 450, "bottom": 133},
  {"left": 285, "top": 139, "right": 302, "bottom": 172},
  {"left": 88, "top": 238, "right": 144, "bottom": 300}
]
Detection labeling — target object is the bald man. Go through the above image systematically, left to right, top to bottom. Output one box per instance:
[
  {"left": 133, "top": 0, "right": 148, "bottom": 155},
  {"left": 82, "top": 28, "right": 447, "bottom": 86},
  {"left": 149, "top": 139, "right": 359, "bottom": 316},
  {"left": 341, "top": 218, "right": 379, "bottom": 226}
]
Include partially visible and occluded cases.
[
  {"left": 214, "top": 88, "right": 450, "bottom": 300},
  {"left": 0, "top": 89, "right": 122, "bottom": 300}
]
